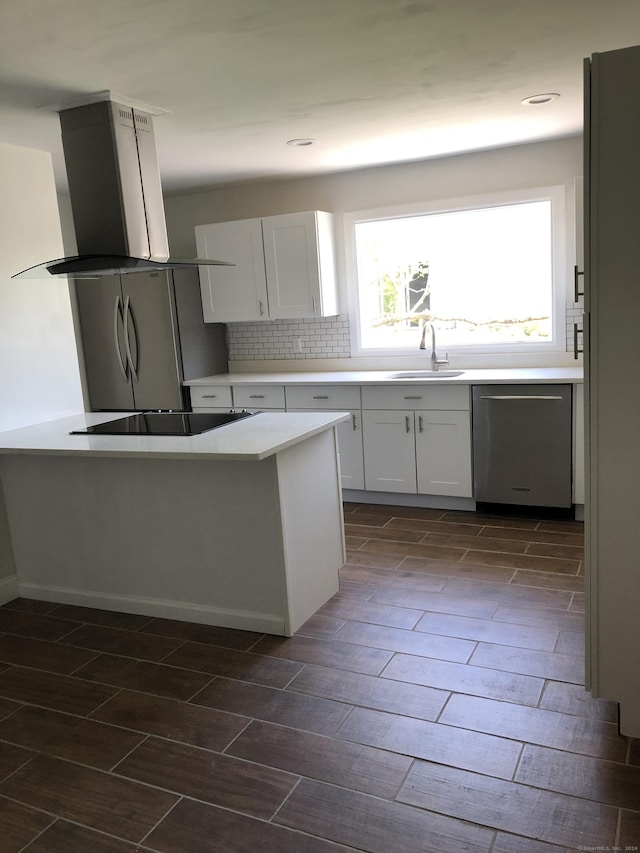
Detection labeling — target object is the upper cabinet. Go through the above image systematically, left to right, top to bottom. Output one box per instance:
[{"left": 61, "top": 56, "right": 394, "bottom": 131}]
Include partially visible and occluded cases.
[{"left": 196, "top": 211, "right": 338, "bottom": 322}]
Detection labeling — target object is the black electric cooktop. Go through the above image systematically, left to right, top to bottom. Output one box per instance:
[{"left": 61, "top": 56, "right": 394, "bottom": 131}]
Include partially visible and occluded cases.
[{"left": 70, "top": 411, "right": 256, "bottom": 437}]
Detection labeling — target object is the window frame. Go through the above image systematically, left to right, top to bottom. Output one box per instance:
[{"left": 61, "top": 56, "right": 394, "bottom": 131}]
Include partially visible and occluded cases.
[{"left": 344, "top": 185, "right": 567, "bottom": 360}]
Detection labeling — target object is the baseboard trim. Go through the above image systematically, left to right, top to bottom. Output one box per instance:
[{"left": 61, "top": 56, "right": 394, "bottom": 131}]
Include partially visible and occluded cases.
[
  {"left": 342, "top": 490, "right": 476, "bottom": 511},
  {"left": 0, "top": 574, "right": 19, "bottom": 606},
  {"left": 16, "top": 583, "right": 285, "bottom": 635}
]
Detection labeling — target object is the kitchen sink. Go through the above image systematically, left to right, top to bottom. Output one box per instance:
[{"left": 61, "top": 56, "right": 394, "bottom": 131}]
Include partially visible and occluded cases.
[{"left": 388, "top": 370, "right": 465, "bottom": 379}]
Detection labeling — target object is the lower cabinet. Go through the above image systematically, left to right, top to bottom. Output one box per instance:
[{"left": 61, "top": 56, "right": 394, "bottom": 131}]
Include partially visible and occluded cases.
[{"left": 362, "top": 409, "right": 472, "bottom": 497}]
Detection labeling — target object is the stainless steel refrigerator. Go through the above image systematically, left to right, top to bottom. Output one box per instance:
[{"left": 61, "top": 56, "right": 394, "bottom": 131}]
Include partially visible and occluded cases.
[{"left": 75, "top": 268, "right": 227, "bottom": 411}]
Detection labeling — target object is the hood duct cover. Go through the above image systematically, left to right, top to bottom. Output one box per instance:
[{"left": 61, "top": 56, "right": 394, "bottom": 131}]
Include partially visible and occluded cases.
[{"left": 14, "top": 99, "right": 230, "bottom": 279}]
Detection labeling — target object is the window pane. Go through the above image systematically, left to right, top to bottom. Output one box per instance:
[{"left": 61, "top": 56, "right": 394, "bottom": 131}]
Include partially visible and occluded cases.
[{"left": 355, "top": 201, "right": 553, "bottom": 350}]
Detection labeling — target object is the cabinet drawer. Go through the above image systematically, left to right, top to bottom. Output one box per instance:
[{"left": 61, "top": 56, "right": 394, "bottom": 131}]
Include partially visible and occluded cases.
[
  {"left": 361, "top": 384, "right": 469, "bottom": 411},
  {"left": 233, "top": 385, "right": 286, "bottom": 409},
  {"left": 286, "top": 385, "right": 361, "bottom": 410},
  {"left": 190, "top": 386, "right": 233, "bottom": 409}
]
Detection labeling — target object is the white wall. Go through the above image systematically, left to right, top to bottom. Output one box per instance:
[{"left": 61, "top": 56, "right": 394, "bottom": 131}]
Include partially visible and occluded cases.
[{"left": 0, "top": 142, "right": 84, "bottom": 581}]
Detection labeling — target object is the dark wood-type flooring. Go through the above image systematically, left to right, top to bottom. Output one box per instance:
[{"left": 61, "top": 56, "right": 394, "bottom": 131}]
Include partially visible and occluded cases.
[{"left": 0, "top": 502, "right": 638, "bottom": 851}]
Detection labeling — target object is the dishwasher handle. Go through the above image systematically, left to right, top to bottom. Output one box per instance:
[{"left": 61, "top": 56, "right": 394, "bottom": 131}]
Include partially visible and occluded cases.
[{"left": 479, "top": 395, "right": 565, "bottom": 401}]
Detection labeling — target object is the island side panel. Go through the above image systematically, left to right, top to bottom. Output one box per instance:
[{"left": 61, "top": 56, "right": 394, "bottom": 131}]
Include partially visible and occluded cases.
[
  {"left": 275, "top": 427, "right": 344, "bottom": 635},
  {"left": 0, "top": 454, "right": 289, "bottom": 633}
]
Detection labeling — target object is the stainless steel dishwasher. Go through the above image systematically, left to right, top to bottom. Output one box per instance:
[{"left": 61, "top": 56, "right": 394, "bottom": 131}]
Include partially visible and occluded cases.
[{"left": 472, "top": 384, "right": 573, "bottom": 508}]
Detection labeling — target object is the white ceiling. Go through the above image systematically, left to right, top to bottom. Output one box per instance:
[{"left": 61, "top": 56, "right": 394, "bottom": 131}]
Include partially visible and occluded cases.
[{"left": 2, "top": 0, "right": 640, "bottom": 195}]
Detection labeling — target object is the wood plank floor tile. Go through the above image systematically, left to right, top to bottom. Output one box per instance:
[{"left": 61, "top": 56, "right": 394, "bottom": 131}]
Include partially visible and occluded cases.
[
  {"left": 353, "top": 504, "right": 447, "bottom": 521},
  {"left": 341, "top": 511, "right": 393, "bottom": 527},
  {"left": 442, "top": 511, "right": 539, "bottom": 530},
  {"left": 386, "top": 517, "right": 483, "bottom": 536},
  {"left": 537, "top": 519, "right": 585, "bottom": 535},
  {"left": 344, "top": 523, "right": 426, "bottom": 543},
  {"left": 478, "top": 526, "right": 584, "bottom": 547},
  {"left": 425, "top": 531, "right": 530, "bottom": 554},
  {"left": 345, "top": 535, "right": 368, "bottom": 549},
  {"left": 358, "top": 538, "right": 468, "bottom": 562},
  {"left": 525, "top": 542, "right": 584, "bottom": 561},
  {"left": 461, "top": 549, "right": 580, "bottom": 575},
  {"left": 343, "top": 550, "right": 404, "bottom": 570},
  {"left": 399, "top": 556, "right": 517, "bottom": 583},
  {"left": 341, "top": 564, "right": 448, "bottom": 593},
  {"left": 510, "top": 570, "right": 584, "bottom": 592},
  {"left": 442, "top": 578, "right": 574, "bottom": 609},
  {"left": 336, "top": 580, "right": 381, "bottom": 599},
  {"left": 370, "top": 586, "right": 499, "bottom": 618},
  {"left": 570, "top": 593, "right": 585, "bottom": 612},
  {"left": 317, "top": 597, "right": 422, "bottom": 630},
  {"left": 1, "top": 598, "right": 60, "bottom": 615},
  {"left": 47, "top": 604, "right": 155, "bottom": 632},
  {"left": 491, "top": 604, "right": 584, "bottom": 631},
  {"left": 0, "top": 610, "right": 79, "bottom": 642},
  {"left": 413, "top": 611, "right": 559, "bottom": 651},
  {"left": 296, "top": 613, "right": 346, "bottom": 639},
  {"left": 138, "top": 618, "right": 264, "bottom": 650},
  {"left": 333, "top": 621, "right": 476, "bottom": 663},
  {"left": 60, "top": 624, "right": 184, "bottom": 662},
  {"left": 554, "top": 630, "right": 584, "bottom": 656},
  {"left": 0, "top": 634, "right": 99, "bottom": 674},
  {"left": 251, "top": 634, "right": 393, "bottom": 675},
  {"left": 162, "top": 640, "right": 303, "bottom": 688},
  {"left": 470, "top": 641, "right": 584, "bottom": 683},
  {"left": 72, "top": 652, "right": 214, "bottom": 701},
  {"left": 381, "top": 653, "right": 544, "bottom": 706},
  {"left": 287, "top": 662, "right": 448, "bottom": 720},
  {"left": 0, "top": 665, "right": 118, "bottom": 715},
  {"left": 191, "top": 678, "right": 352, "bottom": 736},
  {"left": 538, "top": 681, "right": 618, "bottom": 722},
  {"left": 91, "top": 688, "right": 249, "bottom": 751},
  {"left": 440, "top": 694, "right": 627, "bottom": 760},
  {"left": 0, "top": 705, "right": 144, "bottom": 770},
  {"left": 337, "top": 706, "right": 521, "bottom": 779},
  {"left": 228, "top": 719, "right": 412, "bottom": 799},
  {"left": 115, "top": 736, "right": 296, "bottom": 820},
  {"left": 628, "top": 738, "right": 640, "bottom": 766},
  {"left": 0, "top": 740, "right": 36, "bottom": 780},
  {"left": 516, "top": 743, "right": 640, "bottom": 809},
  {"left": 0, "top": 753, "right": 178, "bottom": 842},
  {"left": 396, "top": 759, "right": 617, "bottom": 849},
  {"left": 274, "top": 777, "right": 494, "bottom": 853},
  {"left": 145, "top": 795, "right": 357, "bottom": 852},
  {"left": 0, "top": 796, "right": 54, "bottom": 853},
  {"left": 618, "top": 809, "right": 640, "bottom": 849},
  {"left": 23, "top": 819, "right": 143, "bottom": 852},
  {"left": 493, "top": 832, "right": 572, "bottom": 853}
]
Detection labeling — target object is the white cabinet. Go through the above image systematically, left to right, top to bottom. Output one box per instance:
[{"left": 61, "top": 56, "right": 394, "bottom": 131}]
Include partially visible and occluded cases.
[
  {"left": 196, "top": 211, "right": 338, "bottom": 322},
  {"left": 190, "top": 385, "right": 233, "bottom": 411},
  {"left": 285, "top": 385, "right": 364, "bottom": 490},
  {"left": 360, "top": 385, "right": 472, "bottom": 497}
]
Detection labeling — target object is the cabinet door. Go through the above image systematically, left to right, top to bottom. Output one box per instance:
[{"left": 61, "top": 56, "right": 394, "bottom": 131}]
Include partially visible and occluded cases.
[
  {"left": 262, "top": 211, "right": 335, "bottom": 319},
  {"left": 196, "top": 219, "right": 268, "bottom": 322},
  {"left": 287, "top": 408, "right": 364, "bottom": 490},
  {"left": 362, "top": 410, "right": 417, "bottom": 493},
  {"left": 415, "top": 410, "right": 472, "bottom": 497}
]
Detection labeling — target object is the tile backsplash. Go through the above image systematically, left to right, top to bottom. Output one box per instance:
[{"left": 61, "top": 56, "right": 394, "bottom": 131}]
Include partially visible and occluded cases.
[
  {"left": 227, "top": 307, "right": 581, "bottom": 362},
  {"left": 227, "top": 315, "right": 351, "bottom": 361}
]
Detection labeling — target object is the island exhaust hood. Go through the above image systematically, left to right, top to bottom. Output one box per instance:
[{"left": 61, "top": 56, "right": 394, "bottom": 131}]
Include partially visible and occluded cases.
[{"left": 14, "top": 97, "right": 230, "bottom": 279}]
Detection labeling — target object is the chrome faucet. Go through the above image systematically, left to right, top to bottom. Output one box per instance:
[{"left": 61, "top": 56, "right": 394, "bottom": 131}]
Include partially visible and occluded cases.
[{"left": 419, "top": 322, "right": 449, "bottom": 371}]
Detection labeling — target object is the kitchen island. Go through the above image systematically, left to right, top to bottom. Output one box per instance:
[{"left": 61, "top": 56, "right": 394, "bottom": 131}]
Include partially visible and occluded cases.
[{"left": 0, "top": 411, "right": 349, "bottom": 636}]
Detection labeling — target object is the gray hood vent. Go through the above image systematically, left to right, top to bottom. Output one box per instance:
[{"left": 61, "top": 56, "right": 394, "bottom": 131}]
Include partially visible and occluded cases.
[{"left": 14, "top": 99, "right": 230, "bottom": 279}]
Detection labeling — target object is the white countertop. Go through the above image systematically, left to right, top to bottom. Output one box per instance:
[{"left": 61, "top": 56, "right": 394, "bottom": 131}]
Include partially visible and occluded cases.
[
  {"left": 185, "top": 367, "right": 583, "bottom": 386},
  {"left": 0, "top": 411, "right": 349, "bottom": 461}
]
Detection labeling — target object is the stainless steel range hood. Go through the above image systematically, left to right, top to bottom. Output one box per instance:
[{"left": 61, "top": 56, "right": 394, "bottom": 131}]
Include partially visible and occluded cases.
[{"left": 14, "top": 98, "right": 230, "bottom": 279}]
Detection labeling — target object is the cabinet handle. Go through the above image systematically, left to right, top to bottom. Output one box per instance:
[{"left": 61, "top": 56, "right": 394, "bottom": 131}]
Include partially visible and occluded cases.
[
  {"left": 574, "top": 265, "right": 585, "bottom": 301},
  {"left": 313, "top": 296, "right": 317, "bottom": 313},
  {"left": 258, "top": 300, "right": 265, "bottom": 316},
  {"left": 573, "top": 323, "right": 583, "bottom": 359},
  {"left": 201, "top": 394, "right": 218, "bottom": 399},
  {"left": 249, "top": 394, "right": 265, "bottom": 398},
  {"left": 313, "top": 395, "right": 329, "bottom": 399},
  {"left": 403, "top": 395, "right": 423, "bottom": 400},
  {"left": 352, "top": 413, "right": 358, "bottom": 431},
  {"left": 405, "top": 415, "right": 411, "bottom": 433},
  {"left": 418, "top": 415, "right": 424, "bottom": 433}
]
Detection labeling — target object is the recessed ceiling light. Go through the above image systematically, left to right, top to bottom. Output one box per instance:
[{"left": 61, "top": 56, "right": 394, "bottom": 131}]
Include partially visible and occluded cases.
[
  {"left": 520, "top": 93, "right": 560, "bottom": 106},
  {"left": 286, "top": 138, "right": 315, "bottom": 147}
]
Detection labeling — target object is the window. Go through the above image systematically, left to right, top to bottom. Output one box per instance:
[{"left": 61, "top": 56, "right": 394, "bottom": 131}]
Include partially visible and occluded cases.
[{"left": 346, "top": 187, "right": 566, "bottom": 356}]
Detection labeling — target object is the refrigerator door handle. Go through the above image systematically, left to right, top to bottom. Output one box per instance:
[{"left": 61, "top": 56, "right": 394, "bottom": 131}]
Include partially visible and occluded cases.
[
  {"left": 113, "top": 294, "right": 129, "bottom": 381},
  {"left": 123, "top": 294, "right": 139, "bottom": 383}
]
